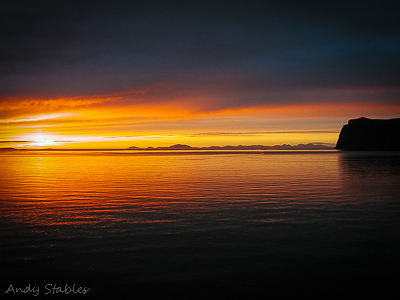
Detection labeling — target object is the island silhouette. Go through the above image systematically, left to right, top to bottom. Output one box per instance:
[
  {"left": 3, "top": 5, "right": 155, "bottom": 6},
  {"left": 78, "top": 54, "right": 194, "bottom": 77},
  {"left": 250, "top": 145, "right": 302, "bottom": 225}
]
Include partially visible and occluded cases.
[{"left": 336, "top": 117, "right": 400, "bottom": 151}]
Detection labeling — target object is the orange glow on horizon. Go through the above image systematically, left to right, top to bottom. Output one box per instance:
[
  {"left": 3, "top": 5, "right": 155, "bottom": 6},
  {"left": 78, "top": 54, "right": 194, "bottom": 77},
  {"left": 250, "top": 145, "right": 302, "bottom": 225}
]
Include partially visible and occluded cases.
[{"left": 1, "top": 86, "right": 399, "bottom": 149}]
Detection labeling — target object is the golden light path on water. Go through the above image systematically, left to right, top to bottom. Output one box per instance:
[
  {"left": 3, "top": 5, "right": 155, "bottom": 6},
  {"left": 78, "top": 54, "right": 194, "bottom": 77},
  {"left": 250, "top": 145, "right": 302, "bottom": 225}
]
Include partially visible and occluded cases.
[{"left": 1, "top": 150, "right": 399, "bottom": 298}]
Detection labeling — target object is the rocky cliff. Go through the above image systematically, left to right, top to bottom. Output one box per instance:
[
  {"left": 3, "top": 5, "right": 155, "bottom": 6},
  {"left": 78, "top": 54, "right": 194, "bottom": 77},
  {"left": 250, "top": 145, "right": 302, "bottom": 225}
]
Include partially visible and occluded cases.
[{"left": 335, "top": 117, "right": 400, "bottom": 151}]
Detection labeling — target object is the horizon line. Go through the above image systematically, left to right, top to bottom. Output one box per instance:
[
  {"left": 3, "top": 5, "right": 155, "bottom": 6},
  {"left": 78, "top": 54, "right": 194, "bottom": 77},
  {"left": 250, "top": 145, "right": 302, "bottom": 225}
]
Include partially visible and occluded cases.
[{"left": 0, "top": 142, "right": 336, "bottom": 151}]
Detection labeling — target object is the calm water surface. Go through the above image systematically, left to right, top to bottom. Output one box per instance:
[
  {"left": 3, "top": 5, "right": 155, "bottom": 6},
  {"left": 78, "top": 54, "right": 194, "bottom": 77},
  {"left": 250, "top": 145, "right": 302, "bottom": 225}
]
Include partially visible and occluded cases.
[{"left": 1, "top": 151, "right": 400, "bottom": 298}]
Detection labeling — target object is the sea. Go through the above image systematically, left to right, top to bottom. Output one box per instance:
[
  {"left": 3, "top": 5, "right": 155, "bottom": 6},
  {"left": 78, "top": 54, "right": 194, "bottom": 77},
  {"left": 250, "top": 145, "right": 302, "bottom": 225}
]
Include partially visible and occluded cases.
[{"left": 1, "top": 150, "right": 400, "bottom": 299}]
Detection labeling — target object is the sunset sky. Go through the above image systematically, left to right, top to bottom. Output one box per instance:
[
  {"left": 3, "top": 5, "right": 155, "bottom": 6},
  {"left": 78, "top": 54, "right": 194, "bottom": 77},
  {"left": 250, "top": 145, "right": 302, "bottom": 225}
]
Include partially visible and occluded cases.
[{"left": 1, "top": 0, "right": 399, "bottom": 149}]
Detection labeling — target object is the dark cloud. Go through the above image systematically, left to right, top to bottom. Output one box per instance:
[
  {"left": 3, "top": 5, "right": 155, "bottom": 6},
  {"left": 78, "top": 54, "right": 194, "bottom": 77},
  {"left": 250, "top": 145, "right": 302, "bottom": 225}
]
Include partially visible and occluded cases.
[
  {"left": 1, "top": 0, "right": 399, "bottom": 105},
  {"left": 1, "top": 1, "right": 89, "bottom": 71}
]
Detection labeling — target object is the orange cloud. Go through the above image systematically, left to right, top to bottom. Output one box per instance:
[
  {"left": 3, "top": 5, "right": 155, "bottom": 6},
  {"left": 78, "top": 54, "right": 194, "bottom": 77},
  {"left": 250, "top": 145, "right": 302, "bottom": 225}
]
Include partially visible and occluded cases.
[
  {"left": 0, "top": 84, "right": 206, "bottom": 123},
  {"left": 2, "top": 84, "right": 400, "bottom": 124},
  {"left": 218, "top": 102, "right": 400, "bottom": 119}
]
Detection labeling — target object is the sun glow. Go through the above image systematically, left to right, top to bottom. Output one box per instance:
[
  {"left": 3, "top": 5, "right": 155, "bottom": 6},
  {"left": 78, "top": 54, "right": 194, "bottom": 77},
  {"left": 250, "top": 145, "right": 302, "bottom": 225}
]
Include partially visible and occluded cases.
[{"left": 32, "top": 134, "right": 57, "bottom": 147}]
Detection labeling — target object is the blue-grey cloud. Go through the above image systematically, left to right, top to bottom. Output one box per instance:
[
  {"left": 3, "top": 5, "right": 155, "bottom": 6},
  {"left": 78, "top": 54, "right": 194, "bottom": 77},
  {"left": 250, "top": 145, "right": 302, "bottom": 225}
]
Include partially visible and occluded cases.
[{"left": 1, "top": 0, "right": 399, "bottom": 108}]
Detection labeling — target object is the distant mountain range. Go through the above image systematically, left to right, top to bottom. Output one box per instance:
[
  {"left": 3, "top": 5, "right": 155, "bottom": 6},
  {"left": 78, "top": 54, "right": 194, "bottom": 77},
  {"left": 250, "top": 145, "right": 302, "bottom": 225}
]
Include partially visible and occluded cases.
[{"left": 127, "top": 143, "right": 333, "bottom": 151}]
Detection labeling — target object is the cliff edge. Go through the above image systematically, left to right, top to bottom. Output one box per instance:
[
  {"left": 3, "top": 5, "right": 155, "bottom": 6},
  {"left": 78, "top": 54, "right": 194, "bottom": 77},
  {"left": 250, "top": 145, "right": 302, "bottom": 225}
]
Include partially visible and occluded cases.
[{"left": 335, "top": 117, "right": 400, "bottom": 151}]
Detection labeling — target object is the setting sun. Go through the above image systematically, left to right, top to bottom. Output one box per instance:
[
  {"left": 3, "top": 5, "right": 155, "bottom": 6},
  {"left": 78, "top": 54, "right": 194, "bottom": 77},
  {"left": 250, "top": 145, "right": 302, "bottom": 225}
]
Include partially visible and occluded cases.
[{"left": 31, "top": 134, "right": 56, "bottom": 147}]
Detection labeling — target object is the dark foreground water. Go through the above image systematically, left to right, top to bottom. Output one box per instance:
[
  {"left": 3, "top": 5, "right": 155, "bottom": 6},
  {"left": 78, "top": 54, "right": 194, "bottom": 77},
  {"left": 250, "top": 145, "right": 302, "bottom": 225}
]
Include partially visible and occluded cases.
[{"left": 1, "top": 150, "right": 400, "bottom": 299}]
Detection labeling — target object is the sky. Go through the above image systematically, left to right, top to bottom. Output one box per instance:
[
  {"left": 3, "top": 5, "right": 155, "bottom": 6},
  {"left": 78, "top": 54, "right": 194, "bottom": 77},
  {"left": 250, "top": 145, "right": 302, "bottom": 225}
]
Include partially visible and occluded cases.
[{"left": 1, "top": 0, "right": 399, "bottom": 149}]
